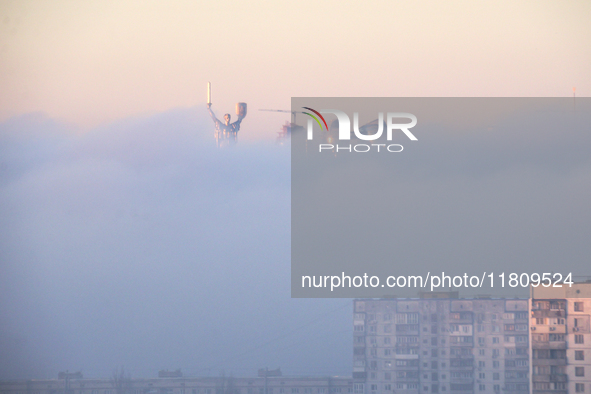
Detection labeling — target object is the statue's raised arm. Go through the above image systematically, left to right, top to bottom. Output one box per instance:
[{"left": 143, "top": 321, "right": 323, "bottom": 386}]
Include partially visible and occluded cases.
[{"left": 205, "top": 82, "right": 247, "bottom": 147}]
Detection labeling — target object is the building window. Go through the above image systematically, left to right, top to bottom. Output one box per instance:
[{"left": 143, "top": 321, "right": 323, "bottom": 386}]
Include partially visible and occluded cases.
[
  {"left": 575, "top": 302, "right": 584, "bottom": 312},
  {"left": 549, "top": 334, "right": 564, "bottom": 341},
  {"left": 576, "top": 334, "right": 585, "bottom": 344},
  {"left": 492, "top": 337, "right": 499, "bottom": 344},
  {"left": 576, "top": 350, "right": 585, "bottom": 360},
  {"left": 576, "top": 367, "right": 585, "bottom": 377},
  {"left": 493, "top": 373, "right": 500, "bottom": 380},
  {"left": 576, "top": 384, "right": 585, "bottom": 393},
  {"left": 479, "top": 385, "right": 485, "bottom": 391}
]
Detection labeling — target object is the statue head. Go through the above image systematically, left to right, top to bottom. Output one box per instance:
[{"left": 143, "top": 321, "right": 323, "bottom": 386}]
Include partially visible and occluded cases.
[{"left": 224, "top": 114, "right": 231, "bottom": 125}]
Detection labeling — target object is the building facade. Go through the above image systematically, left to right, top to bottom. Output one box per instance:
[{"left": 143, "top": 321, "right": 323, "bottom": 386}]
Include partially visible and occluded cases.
[
  {"left": 353, "top": 284, "right": 591, "bottom": 394},
  {"left": 531, "top": 284, "right": 591, "bottom": 394},
  {"left": 353, "top": 295, "right": 530, "bottom": 394}
]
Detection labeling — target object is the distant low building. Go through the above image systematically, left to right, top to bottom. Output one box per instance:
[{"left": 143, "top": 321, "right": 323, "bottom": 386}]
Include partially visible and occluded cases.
[
  {"left": 258, "top": 369, "right": 282, "bottom": 378},
  {"left": 158, "top": 371, "right": 183, "bottom": 379},
  {"left": 58, "top": 372, "right": 84, "bottom": 380},
  {"left": 0, "top": 375, "right": 354, "bottom": 394}
]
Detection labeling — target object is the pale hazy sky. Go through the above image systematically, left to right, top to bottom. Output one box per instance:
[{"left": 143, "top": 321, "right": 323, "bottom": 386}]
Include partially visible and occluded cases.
[{"left": 1, "top": 0, "right": 590, "bottom": 137}]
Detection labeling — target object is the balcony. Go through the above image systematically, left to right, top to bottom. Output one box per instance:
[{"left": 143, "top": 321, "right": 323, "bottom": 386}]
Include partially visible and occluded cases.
[
  {"left": 531, "top": 310, "right": 565, "bottom": 318},
  {"left": 532, "top": 341, "right": 566, "bottom": 349},
  {"left": 531, "top": 359, "right": 567, "bottom": 366},
  {"left": 550, "top": 374, "right": 568, "bottom": 382}
]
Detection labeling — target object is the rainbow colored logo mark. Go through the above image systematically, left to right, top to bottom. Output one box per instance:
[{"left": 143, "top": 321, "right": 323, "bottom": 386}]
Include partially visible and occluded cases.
[{"left": 302, "top": 107, "right": 328, "bottom": 131}]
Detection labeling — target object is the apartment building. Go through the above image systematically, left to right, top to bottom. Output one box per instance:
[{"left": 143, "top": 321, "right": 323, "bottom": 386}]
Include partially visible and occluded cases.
[
  {"left": 354, "top": 283, "right": 591, "bottom": 394},
  {"left": 531, "top": 283, "right": 591, "bottom": 394},
  {"left": 352, "top": 294, "right": 529, "bottom": 394}
]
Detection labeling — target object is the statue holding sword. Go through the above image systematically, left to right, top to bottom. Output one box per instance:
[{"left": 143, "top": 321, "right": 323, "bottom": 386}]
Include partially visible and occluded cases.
[{"left": 206, "top": 82, "right": 247, "bottom": 147}]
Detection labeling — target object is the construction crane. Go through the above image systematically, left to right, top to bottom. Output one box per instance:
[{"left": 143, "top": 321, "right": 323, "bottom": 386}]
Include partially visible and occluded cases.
[{"left": 259, "top": 109, "right": 307, "bottom": 142}]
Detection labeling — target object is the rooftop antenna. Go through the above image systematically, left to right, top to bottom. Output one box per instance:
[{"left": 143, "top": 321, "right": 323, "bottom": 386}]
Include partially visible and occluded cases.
[{"left": 573, "top": 87, "right": 576, "bottom": 112}]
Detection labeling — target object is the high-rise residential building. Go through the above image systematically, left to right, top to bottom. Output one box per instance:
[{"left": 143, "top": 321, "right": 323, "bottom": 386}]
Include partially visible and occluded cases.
[
  {"left": 531, "top": 283, "right": 591, "bottom": 394},
  {"left": 353, "top": 284, "right": 591, "bottom": 394},
  {"left": 353, "top": 294, "right": 529, "bottom": 394}
]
